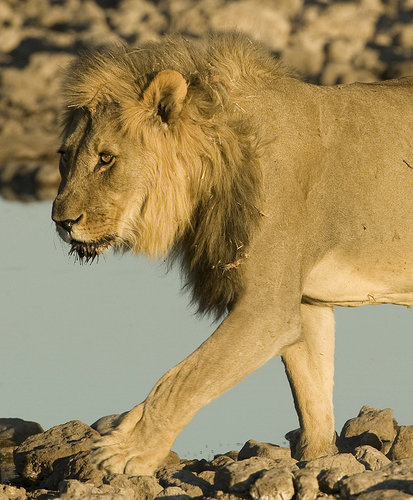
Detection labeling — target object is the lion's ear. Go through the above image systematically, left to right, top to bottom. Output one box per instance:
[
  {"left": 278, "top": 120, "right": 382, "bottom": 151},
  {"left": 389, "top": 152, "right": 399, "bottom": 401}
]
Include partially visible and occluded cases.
[{"left": 143, "top": 70, "right": 187, "bottom": 126}]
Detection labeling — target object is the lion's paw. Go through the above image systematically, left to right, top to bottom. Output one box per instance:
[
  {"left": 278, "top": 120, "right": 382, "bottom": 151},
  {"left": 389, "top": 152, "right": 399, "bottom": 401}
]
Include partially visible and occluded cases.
[{"left": 91, "top": 431, "right": 154, "bottom": 475}]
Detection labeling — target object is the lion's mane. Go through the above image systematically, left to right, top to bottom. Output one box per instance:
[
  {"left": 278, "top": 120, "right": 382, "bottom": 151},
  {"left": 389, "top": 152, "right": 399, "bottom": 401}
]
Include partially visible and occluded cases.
[{"left": 62, "top": 34, "right": 286, "bottom": 318}]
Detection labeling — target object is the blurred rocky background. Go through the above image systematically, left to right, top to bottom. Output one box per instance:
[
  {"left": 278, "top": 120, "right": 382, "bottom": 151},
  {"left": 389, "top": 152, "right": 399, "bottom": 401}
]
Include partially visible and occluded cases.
[{"left": 1, "top": 0, "right": 413, "bottom": 200}]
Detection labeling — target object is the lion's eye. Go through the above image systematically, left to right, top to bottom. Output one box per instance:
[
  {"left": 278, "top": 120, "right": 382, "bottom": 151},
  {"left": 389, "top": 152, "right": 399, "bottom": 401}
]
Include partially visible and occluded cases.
[
  {"left": 96, "top": 153, "right": 115, "bottom": 172},
  {"left": 99, "top": 153, "right": 114, "bottom": 165}
]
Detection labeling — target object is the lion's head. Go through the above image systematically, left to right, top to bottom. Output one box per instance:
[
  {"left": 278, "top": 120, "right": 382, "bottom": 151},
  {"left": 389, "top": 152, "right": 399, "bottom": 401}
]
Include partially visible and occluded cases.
[{"left": 52, "top": 34, "right": 270, "bottom": 316}]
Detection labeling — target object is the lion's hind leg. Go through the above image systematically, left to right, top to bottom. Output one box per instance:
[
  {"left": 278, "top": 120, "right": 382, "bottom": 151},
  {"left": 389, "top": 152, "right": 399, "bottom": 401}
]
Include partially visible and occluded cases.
[{"left": 282, "top": 303, "right": 337, "bottom": 461}]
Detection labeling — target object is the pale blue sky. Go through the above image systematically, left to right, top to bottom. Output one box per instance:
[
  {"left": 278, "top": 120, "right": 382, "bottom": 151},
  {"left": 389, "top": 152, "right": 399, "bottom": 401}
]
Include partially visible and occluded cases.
[{"left": 1, "top": 198, "right": 411, "bottom": 458}]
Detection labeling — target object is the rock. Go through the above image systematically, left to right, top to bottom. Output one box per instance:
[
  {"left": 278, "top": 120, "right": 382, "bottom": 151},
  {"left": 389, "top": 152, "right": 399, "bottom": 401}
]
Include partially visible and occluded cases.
[
  {"left": 106, "top": 0, "right": 165, "bottom": 44},
  {"left": 210, "top": 0, "right": 291, "bottom": 52},
  {"left": 304, "top": 2, "right": 379, "bottom": 41},
  {"left": 395, "top": 23, "right": 413, "bottom": 48},
  {"left": 282, "top": 33, "right": 326, "bottom": 78},
  {"left": 328, "top": 38, "right": 365, "bottom": 64},
  {"left": 354, "top": 47, "right": 386, "bottom": 74},
  {"left": 390, "top": 60, "right": 413, "bottom": 79},
  {"left": 321, "top": 61, "right": 354, "bottom": 85},
  {"left": 339, "top": 406, "right": 398, "bottom": 454},
  {"left": 0, "top": 418, "right": 43, "bottom": 447},
  {"left": 14, "top": 420, "right": 99, "bottom": 486},
  {"left": 388, "top": 426, "right": 413, "bottom": 460},
  {"left": 238, "top": 439, "right": 291, "bottom": 460},
  {"left": 353, "top": 445, "right": 391, "bottom": 470},
  {"left": 0, "top": 446, "right": 16, "bottom": 483},
  {"left": 41, "top": 450, "right": 104, "bottom": 489},
  {"left": 222, "top": 450, "right": 239, "bottom": 460},
  {"left": 299, "top": 452, "right": 365, "bottom": 476},
  {"left": 314, "top": 454, "right": 366, "bottom": 495},
  {"left": 210, "top": 455, "right": 235, "bottom": 469},
  {"left": 214, "top": 456, "right": 275, "bottom": 493},
  {"left": 340, "top": 458, "right": 413, "bottom": 497},
  {"left": 175, "top": 459, "right": 209, "bottom": 474},
  {"left": 156, "top": 465, "right": 211, "bottom": 497},
  {"left": 249, "top": 467, "right": 295, "bottom": 500},
  {"left": 317, "top": 467, "right": 347, "bottom": 494},
  {"left": 197, "top": 469, "right": 216, "bottom": 489},
  {"left": 293, "top": 469, "right": 319, "bottom": 500},
  {"left": 104, "top": 474, "right": 163, "bottom": 500},
  {"left": 56, "top": 479, "right": 136, "bottom": 500},
  {"left": 0, "top": 484, "right": 27, "bottom": 500},
  {"left": 155, "top": 486, "right": 191, "bottom": 499},
  {"left": 357, "top": 490, "right": 413, "bottom": 500}
]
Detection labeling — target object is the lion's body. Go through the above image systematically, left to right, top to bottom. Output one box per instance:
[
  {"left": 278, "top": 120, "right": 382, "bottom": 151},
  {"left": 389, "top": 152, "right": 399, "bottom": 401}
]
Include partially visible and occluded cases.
[
  {"left": 52, "top": 34, "right": 413, "bottom": 474},
  {"left": 263, "top": 77, "right": 413, "bottom": 308}
]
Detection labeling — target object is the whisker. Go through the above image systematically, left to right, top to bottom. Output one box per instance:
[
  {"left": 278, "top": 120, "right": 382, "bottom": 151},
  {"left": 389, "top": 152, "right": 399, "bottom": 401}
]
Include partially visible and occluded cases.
[{"left": 69, "top": 235, "right": 116, "bottom": 264}]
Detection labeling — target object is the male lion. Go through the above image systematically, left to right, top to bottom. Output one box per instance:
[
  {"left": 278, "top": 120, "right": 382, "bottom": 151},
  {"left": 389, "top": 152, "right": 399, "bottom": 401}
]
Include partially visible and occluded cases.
[{"left": 52, "top": 34, "right": 413, "bottom": 475}]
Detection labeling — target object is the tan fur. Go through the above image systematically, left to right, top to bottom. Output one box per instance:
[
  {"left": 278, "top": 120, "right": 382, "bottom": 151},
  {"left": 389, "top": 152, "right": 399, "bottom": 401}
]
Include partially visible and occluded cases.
[{"left": 52, "top": 34, "right": 413, "bottom": 475}]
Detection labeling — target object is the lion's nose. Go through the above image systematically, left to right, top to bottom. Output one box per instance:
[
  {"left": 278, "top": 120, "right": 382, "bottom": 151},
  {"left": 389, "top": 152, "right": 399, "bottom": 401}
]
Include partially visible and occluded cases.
[{"left": 53, "top": 214, "right": 83, "bottom": 233}]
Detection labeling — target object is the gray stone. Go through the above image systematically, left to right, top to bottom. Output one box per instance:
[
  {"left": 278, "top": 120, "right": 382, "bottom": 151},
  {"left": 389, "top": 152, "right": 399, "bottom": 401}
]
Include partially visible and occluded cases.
[
  {"left": 210, "top": 1, "right": 291, "bottom": 52},
  {"left": 395, "top": 23, "right": 413, "bottom": 48},
  {"left": 327, "top": 38, "right": 365, "bottom": 64},
  {"left": 340, "top": 406, "right": 397, "bottom": 454},
  {"left": 0, "top": 418, "right": 43, "bottom": 448},
  {"left": 14, "top": 420, "right": 99, "bottom": 485},
  {"left": 388, "top": 426, "right": 413, "bottom": 460},
  {"left": 238, "top": 440, "right": 291, "bottom": 461},
  {"left": 353, "top": 445, "right": 391, "bottom": 471},
  {"left": 0, "top": 446, "right": 16, "bottom": 483},
  {"left": 41, "top": 450, "right": 104, "bottom": 489},
  {"left": 222, "top": 450, "right": 239, "bottom": 460},
  {"left": 300, "top": 452, "right": 365, "bottom": 476},
  {"left": 210, "top": 455, "right": 235, "bottom": 469},
  {"left": 214, "top": 456, "right": 275, "bottom": 493},
  {"left": 271, "top": 458, "right": 299, "bottom": 471},
  {"left": 340, "top": 458, "right": 413, "bottom": 497},
  {"left": 169, "top": 459, "right": 208, "bottom": 474},
  {"left": 156, "top": 465, "right": 211, "bottom": 497},
  {"left": 250, "top": 467, "right": 295, "bottom": 500},
  {"left": 317, "top": 467, "right": 347, "bottom": 494},
  {"left": 197, "top": 469, "right": 216, "bottom": 487},
  {"left": 293, "top": 469, "right": 319, "bottom": 500},
  {"left": 104, "top": 474, "right": 163, "bottom": 500},
  {"left": 56, "top": 479, "right": 135, "bottom": 500},
  {"left": 0, "top": 484, "right": 27, "bottom": 500},
  {"left": 155, "top": 486, "right": 191, "bottom": 499},
  {"left": 357, "top": 491, "right": 413, "bottom": 500}
]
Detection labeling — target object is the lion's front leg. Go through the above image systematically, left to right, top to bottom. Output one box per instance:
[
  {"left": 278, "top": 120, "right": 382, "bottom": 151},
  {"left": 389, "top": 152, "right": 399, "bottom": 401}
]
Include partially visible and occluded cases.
[
  {"left": 91, "top": 292, "right": 302, "bottom": 476},
  {"left": 282, "top": 303, "right": 337, "bottom": 461},
  {"left": 91, "top": 404, "right": 166, "bottom": 475}
]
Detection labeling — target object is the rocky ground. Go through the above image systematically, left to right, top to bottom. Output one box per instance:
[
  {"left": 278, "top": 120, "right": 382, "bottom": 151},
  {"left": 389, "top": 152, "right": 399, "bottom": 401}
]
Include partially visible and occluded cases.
[
  {"left": 2, "top": 0, "right": 413, "bottom": 200},
  {"left": 0, "top": 406, "right": 413, "bottom": 500},
  {"left": 1, "top": 406, "right": 413, "bottom": 499}
]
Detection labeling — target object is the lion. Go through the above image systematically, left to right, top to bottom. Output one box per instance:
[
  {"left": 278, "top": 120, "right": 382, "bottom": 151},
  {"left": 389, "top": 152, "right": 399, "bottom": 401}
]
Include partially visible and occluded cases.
[{"left": 52, "top": 33, "right": 413, "bottom": 475}]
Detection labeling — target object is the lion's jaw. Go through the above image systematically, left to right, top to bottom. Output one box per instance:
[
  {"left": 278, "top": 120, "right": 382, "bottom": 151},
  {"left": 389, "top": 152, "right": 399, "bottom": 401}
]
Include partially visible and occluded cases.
[{"left": 52, "top": 190, "right": 143, "bottom": 263}]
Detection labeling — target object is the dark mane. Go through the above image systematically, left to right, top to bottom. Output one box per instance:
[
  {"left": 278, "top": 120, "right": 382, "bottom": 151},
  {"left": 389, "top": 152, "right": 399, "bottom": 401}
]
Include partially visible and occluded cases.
[{"left": 171, "top": 115, "right": 264, "bottom": 319}]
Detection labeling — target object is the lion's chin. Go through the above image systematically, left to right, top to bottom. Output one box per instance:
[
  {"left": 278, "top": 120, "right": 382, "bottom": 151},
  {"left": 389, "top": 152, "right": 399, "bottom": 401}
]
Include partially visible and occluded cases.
[{"left": 69, "top": 235, "right": 116, "bottom": 264}]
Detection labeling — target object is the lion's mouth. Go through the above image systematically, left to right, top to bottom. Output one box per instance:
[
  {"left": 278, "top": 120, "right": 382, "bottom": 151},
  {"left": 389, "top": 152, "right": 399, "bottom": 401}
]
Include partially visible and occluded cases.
[{"left": 69, "top": 235, "right": 116, "bottom": 264}]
